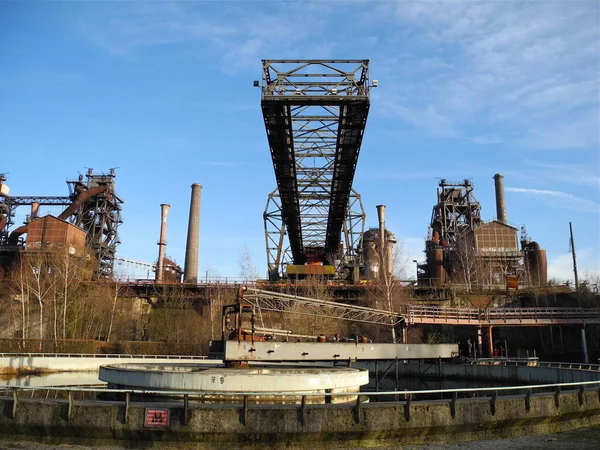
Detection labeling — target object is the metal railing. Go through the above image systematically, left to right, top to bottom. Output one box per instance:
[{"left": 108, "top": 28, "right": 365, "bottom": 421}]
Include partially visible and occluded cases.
[
  {"left": 407, "top": 305, "right": 600, "bottom": 325},
  {"left": 0, "top": 353, "right": 208, "bottom": 359},
  {"left": 475, "top": 358, "right": 600, "bottom": 372},
  {"left": 2, "top": 379, "right": 600, "bottom": 401}
]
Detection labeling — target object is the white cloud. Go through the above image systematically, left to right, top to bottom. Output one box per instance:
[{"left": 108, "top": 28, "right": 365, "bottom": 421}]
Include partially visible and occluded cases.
[
  {"left": 373, "top": 0, "right": 600, "bottom": 151},
  {"left": 74, "top": 1, "right": 599, "bottom": 151},
  {"left": 76, "top": 2, "right": 330, "bottom": 71},
  {"left": 514, "top": 161, "right": 600, "bottom": 189},
  {"left": 505, "top": 187, "right": 600, "bottom": 213},
  {"left": 547, "top": 247, "right": 600, "bottom": 283}
]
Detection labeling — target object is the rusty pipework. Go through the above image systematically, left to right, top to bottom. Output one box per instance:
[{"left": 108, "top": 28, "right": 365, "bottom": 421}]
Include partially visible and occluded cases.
[
  {"left": 493, "top": 173, "right": 507, "bottom": 225},
  {"left": 184, "top": 183, "right": 202, "bottom": 283},
  {"left": 58, "top": 184, "right": 107, "bottom": 221},
  {"left": 156, "top": 203, "right": 170, "bottom": 283},
  {"left": 0, "top": 214, "right": 8, "bottom": 233},
  {"left": 8, "top": 224, "right": 27, "bottom": 244}
]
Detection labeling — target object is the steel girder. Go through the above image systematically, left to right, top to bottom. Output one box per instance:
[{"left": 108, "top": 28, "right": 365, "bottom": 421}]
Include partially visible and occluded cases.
[
  {"left": 260, "top": 60, "right": 370, "bottom": 266},
  {"left": 264, "top": 188, "right": 365, "bottom": 281},
  {"left": 0, "top": 196, "right": 72, "bottom": 235},
  {"left": 3, "top": 196, "right": 72, "bottom": 206},
  {"left": 241, "top": 287, "right": 403, "bottom": 326}
]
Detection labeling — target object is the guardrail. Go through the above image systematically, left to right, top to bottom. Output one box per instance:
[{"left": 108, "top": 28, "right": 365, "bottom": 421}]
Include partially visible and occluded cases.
[
  {"left": 407, "top": 305, "right": 600, "bottom": 325},
  {"left": 0, "top": 353, "right": 208, "bottom": 359},
  {"left": 475, "top": 358, "right": 600, "bottom": 372},
  {"left": 2, "top": 379, "right": 600, "bottom": 425}
]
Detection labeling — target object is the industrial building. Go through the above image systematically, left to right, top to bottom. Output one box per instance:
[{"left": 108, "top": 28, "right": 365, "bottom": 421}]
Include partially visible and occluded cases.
[
  {"left": 0, "top": 169, "right": 123, "bottom": 280},
  {"left": 416, "top": 174, "right": 547, "bottom": 289}
]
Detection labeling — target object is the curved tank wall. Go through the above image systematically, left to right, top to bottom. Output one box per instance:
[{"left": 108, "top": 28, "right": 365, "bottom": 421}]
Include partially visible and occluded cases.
[{"left": 363, "top": 228, "right": 396, "bottom": 281}]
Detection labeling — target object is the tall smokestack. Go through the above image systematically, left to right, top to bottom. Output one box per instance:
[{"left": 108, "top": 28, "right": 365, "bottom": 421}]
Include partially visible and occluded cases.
[
  {"left": 493, "top": 173, "right": 507, "bottom": 224},
  {"left": 184, "top": 183, "right": 202, "bottom": 283},
  {"left": 156, "top": 204, "right": 170, "bottom": 283},
  {"left": 376, "top": 205, "right": 386, "bottom": 276}
]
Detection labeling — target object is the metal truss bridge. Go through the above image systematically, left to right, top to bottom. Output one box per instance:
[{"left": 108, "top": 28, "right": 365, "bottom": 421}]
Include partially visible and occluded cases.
[
  {"left": 260, "top": 60, "right": 372, "bottom": 279},
  {"left": 240, "top": 288, "right": 402, "bottom": 326},
  {"left": 406, "top": 305, "right": 600, "bottom": 326}
]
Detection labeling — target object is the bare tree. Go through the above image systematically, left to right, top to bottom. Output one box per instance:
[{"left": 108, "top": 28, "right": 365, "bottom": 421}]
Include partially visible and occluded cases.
[
  {"left": 450, "top": 232, "right": 478, "bottom": 289},
  {"left": 367, "top": 238, "right": 410, "bottom": 343},
  {"left": 239, "top": 246, "right": 259, "bottom": 281},
  {"left": 9, "top": 255, "right": 30, "bottom": 342}
]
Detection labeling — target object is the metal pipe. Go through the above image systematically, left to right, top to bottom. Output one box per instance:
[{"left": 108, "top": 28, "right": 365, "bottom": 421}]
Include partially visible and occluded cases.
[
  {"left": 493, "top": 174, "right": 507, "bottom": 224},
  {"left": 58, "top": 184, "right": 106, "bottom": 220},
  {"left": 184, "top": 184, "right": 202, "bottom": 283},
  {"left": 156, "top": 204, "right": 170, "bottom": 283},
  {"left": 376, "top": 205, "right": 386, "bottom": 277},
  {"left": 8, "top": 224, "right": 27, "bottom": 244}
]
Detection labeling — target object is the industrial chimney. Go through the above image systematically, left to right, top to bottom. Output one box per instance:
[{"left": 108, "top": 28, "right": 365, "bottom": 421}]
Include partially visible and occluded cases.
[
  {"left": 493, "top": 174, "right": 507, "bottom": 224},
  {"left": 184, "top": 184, "right": 202, "bottom": 283},
  {"left": 31, "top": 202, "right": 40, "bottom": 220},
  {"left": 156, "top": 204, "right": 170, "bottom": 283},
  {"left": 376, "top": 205, "right": 386, "bottom": 276}
]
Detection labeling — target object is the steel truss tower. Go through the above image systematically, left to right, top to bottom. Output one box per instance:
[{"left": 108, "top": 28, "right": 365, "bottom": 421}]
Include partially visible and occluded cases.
[
  {"left": 259, "top": 60, "right": 372, "bottom": 277},
  {"left": 66, "top": 169, "right": 123, "bottom": 279},
  {"left": 429, "top": 179, "right": 482, "bottom": 247},
  {"left": 264, "top": 187, "right": 365, "bottom": 280}
]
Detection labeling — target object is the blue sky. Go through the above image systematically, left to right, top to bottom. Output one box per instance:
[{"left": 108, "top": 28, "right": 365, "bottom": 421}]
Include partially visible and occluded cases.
[{"left": 1, "top": 0, "right": 599, "bottom": 282}]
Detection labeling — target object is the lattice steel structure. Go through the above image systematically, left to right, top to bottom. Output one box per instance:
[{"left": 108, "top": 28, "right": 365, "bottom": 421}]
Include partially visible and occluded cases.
[
  {"left": 260, "top": 60, "right": 371, "bottom": 273},
  {"left": 67, "top": 169, "right": 123, "bottom": 279},
  {"left": 429, "top": 179, "right": 482, "bottom": 247},
  {"left": 264, "top": 187, "right": 365, "bottom": 280},
  {"left": 0, "top": 196, "right": 72, "bottom": 234},
  {"left": 240, "top": 288, "right": 403, "bottom": 326}
]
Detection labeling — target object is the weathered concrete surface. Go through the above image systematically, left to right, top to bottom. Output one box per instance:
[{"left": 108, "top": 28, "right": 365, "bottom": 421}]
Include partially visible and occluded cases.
[
  {"left": 226, "top": 341, "right": 458, "bottom": 362},
  {"left": 0, "top": 355, "right": 219, "bottom": 374},
  {"left": 99, "top": 364, "right": 368, "bottom": 393},
  {"left": 1, "top": 390, "right": 599, "bottom": 448},
  {"left": 3, "top": 426, "right": 600, "bottom": 449}
]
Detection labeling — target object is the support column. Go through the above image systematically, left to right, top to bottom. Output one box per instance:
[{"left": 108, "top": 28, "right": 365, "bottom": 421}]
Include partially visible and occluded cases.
[
  {"left": 401, "top": 325, "right": 407, "bottom": 344},
  {"left": 488, "top": 326, "right": 494, "bottom": 357},
  {"left": 581, "top": 326, "right": 589, "bottom": 363},
  {"left": 477, "top": 328, "right": 483, "bottom": 359}
]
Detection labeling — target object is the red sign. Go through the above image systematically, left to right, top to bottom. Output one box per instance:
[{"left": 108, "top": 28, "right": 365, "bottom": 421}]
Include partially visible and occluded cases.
[{"left": 144, "top": 408, "right": 169, "bottom": 428}]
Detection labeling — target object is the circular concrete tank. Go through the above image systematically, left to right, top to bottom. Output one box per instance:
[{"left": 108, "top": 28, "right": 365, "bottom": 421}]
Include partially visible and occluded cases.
[{"left": 99, "top": 363, "right": 369, "bottom": 404}]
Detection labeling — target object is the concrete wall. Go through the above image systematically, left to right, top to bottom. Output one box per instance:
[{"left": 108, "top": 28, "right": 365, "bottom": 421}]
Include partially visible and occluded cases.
[
  {"left": 0, "top": 355, "right": 218, "bottom": 374},
  {"left": 1, "top": 390, "right": 599, "bottom": 447}
]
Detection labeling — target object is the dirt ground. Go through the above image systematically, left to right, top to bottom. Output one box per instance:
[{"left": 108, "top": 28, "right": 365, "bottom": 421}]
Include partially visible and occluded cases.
[{"left": 1, "top": 427, "right": 600, "bottom": 449}]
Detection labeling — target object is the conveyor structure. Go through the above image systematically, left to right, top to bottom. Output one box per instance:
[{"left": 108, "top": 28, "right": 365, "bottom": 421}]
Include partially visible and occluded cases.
[{"left": 260, "top": 60, "right": 372, "bottom": 280}]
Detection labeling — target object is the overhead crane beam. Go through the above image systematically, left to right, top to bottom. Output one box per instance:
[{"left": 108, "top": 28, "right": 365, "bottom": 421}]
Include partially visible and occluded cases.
[{"left": 260, "top": 60, "right": 371, "bottom": 270}]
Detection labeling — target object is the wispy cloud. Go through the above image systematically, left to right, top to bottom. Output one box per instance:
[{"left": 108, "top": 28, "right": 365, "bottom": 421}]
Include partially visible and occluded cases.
[
  {"left": 75, "top": 1, "right": 599, "bottom": 152},
  {"left": 371, "top": 1, "right": 599, "bottom": 151},
  {"left": 76, "top": 2, "right": 330, "bottom": 71},
  {"left": 510, "top": 161, "right": 600, "bottom": 189},
  {"left": 505, "top": 187, "right": 600, "bottom": 213}
]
